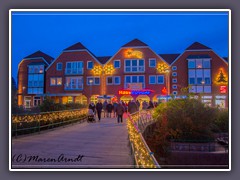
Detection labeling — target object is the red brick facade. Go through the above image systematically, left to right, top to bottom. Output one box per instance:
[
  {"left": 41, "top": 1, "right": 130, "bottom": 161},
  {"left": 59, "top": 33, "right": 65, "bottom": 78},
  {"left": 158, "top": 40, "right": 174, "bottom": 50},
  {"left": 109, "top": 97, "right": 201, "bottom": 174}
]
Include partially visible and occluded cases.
[{"left": 17, "top": 39, "right": 229, "bottom": 108}]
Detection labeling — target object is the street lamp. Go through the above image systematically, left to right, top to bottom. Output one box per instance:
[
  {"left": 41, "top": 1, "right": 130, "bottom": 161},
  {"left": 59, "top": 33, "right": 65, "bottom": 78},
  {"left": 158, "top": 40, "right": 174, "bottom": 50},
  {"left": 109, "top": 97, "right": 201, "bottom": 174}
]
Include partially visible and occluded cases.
[
  {"left": 165, "top": 69, "right": 170, "bottom": 102},
  {"left": 89, "top": 79, "right": 93, "bottom": 103},
  {"left": 22, "top": 86, "right": 26, "bottom": 108}
]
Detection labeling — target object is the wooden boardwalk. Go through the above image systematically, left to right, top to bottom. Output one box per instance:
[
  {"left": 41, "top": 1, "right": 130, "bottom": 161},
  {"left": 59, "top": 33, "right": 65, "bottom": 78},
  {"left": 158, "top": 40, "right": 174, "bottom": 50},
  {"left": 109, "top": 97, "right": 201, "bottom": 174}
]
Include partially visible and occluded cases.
[{"left": 11, "top": 115, "right": 134, "bottom": 169}]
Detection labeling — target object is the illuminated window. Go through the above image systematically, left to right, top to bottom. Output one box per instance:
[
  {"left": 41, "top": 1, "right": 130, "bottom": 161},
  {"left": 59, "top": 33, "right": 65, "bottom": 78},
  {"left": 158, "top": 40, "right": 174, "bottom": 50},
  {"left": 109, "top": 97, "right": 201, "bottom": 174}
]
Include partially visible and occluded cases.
[
  {"left": 149, "top": 58, "right": 156, "bottom": 68},
  {"left": 114, "top": 60, "right": 120, "bottom": 68},
  {"left": 87, "top": 61, "right": 93, "bottom": 69},
  {"left": 57, "top": 63, "right": 62, "bottom": 71},
  {"left": 28, "top": 65, "right": 44, "bottom": 74},
  {"left": 106, "top": 76, "right": 120, "bottom": 85},
  {"left": 50, "top": 77, "right": 62, "bottom": 86},
  {"left": 87, "top": 77, "right": 100, "bottom": 85},
  {"left": 68, "top": 96, "right": 73, "bottom": 103}
]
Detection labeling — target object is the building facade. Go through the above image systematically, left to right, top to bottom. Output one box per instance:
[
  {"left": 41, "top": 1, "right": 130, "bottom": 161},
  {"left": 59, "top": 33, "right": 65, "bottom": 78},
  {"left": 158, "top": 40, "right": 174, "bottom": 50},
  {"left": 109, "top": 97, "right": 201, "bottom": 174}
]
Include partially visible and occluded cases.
[{"left": 17, "top": 39, "right": 229, "bottom": 108}]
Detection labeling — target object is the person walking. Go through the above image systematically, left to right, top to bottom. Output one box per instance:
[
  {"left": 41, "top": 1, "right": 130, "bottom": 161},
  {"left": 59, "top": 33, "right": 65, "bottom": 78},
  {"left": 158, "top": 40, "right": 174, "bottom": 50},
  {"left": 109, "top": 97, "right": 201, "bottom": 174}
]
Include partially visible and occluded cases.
[
  {"left": 96, "top": 100, "right": 103, "bottom": 122},
  {"left": 103, "top": 100, "right": 107, "bottom": 117},
  {"left": 128, "top": 100, "right": 138, "bottom": 114},
  {"left": 136, "top": 100, "right": 140, "bottom": 110},
  {"left": 142, "top": 100, "right": 148, "bottom": 110},
  {"left": 147, "top": 100, "right": 154, "bottom": 109},
  {"left": 106, "top": 101, "right": 113, "bottom": 118},
  {"left": 113, "top": 101, "right": 118, "bottom": 117},
  {"left": 116, "top": 101, "right": 125, "bottom": 123},
  {"left": 88, "top": 102, "right": 96, "bottom": 114}
]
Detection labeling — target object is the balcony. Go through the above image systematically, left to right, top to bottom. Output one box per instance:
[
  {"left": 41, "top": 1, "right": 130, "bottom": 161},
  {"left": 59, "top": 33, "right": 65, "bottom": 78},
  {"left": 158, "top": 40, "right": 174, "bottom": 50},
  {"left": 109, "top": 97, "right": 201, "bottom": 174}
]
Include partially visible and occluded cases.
[
  {"left": 65, "top": 68, "right": 83, "bottom": 75},
  {"left": 64, "top": 83, "right": 83, "bottom": 90}
]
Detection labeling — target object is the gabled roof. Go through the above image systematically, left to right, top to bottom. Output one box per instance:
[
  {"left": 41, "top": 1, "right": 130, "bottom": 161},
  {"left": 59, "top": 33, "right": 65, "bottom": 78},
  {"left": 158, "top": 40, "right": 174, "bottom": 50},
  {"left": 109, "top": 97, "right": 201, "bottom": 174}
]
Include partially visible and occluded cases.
[
  {"left": 122, "top": 38, "right": 148, "bottom": 47},
  {"left": 64, "top": 42, "right": 87, "bottom": 51},
  {"left": 186, "top": 42, "right": 211, "bottom": 50},
  {"left": 24, "top": 50, "right": 54, "bottom": 64},
  {"left": 158, "top": 54, "right": 181, "bottom": 65},
  {"left": 187, "top": 54, "right": 211, "bottom": 59},
  {"left": 97, "top": 56, "right": 111, "bottom": 64},
  {"left": 223, "top": 57, "right": 228, "bottom": 62}
]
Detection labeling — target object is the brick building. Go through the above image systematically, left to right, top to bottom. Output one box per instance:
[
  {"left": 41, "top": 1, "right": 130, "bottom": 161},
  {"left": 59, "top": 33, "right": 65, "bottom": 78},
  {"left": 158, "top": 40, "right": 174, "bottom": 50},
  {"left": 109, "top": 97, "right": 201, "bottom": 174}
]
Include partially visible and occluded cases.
[{"left": 17, "top": 39, "right": 229, "bottom": 108}]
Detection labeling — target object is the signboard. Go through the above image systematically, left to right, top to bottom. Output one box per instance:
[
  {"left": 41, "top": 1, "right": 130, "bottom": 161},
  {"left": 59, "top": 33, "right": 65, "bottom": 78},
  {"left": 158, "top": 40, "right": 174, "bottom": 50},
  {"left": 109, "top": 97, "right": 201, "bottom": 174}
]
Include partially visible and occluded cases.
[
  {"left": 127, "top": 83, "right": 142, "bottom": 90},
  {"left": 220, "top": 86, "right": 227, "bottom": 93},
  {"left": 118, "top": 89, "right": 153, "bottom": 95}
]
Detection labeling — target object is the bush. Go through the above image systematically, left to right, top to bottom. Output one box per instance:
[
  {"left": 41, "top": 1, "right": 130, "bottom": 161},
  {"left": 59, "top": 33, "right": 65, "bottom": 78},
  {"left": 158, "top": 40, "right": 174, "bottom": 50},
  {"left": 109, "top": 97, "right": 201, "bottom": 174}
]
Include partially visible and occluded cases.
[
  {"left": 39, "top": 97, "right": 86, "bottom": 112},
  {"left": 153, "top": 98, "right": 218, "bottom": 142},
  {"left": 213, "top": 109, "right": 229, "bottom": 132}
]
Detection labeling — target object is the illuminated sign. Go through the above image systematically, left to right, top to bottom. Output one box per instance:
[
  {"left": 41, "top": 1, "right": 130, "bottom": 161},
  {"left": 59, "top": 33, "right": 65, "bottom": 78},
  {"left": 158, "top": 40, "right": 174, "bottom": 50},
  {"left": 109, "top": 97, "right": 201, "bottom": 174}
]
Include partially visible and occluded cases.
[
  {"left": 125, "top": 49, "right": 143, "bottom": 59},
  {"left": 216, "top": 68, "right": 228, "bottom": 84},
  {"left": 127, "top": 83, "right": 142, "bottom": 90},
  {"left": 220, "top": 86, "right": 227, "bottom": 94},
  {"left": 161, "top": 87, "right": 167, "bottom": 95},
  {"left": 118, "top": 89, "right": 153, "bottom": 95}
]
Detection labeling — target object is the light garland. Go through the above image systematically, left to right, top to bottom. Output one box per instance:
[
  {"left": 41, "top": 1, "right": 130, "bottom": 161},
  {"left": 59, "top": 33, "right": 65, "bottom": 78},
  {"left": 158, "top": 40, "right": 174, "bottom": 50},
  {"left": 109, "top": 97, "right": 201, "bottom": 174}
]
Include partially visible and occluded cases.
[
  {"left": 157, "top": 63, "right": 169, "bottom": 73},
  {"left": 103, "top": 65, "right": 114, "bottom": 75},
  {"left": 12, "top": 109, "right": 88, "bottom": 123},
  {"left": 127, "top": 111, "right": 157, "bottom": 168}
]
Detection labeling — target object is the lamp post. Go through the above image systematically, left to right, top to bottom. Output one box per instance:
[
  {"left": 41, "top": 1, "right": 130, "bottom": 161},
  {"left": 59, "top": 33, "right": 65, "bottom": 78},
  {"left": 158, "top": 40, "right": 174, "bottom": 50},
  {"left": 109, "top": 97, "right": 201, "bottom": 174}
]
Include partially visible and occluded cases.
[
  {"left": 165, "top": 69, "right": 170, "bottom": 102},
  {"left": 89, "top": 79, "right": 93, "bottom": 104},
  {"left": 22, "top": 86, "right": 25, "bottom": 108}
]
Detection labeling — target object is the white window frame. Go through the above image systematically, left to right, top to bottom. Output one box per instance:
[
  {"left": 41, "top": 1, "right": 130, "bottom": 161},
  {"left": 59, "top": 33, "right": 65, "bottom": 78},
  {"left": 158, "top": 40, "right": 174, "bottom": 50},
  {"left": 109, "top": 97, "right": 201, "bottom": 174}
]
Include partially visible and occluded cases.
[
  {"left": 149, "top": 58, "right": 156, "bottom": 68},
  {"left": 124, "top": 59, "right": 145, "bottom": 73},
  {"left": 114, "top": 60, "right": 121, "bottom": 68},
  {"left": 65, "top": 61, "right": 84, "bottom": 75},
  {"left": 87, "top": 61, "right": 94, "bottom": 70},
  {"left": 56, "top": 62, "right": 62, "bottom": 71},
  {"left": 172, "top": 66, "right": 177, "bottom": 71},
  {"left": 172, "top": 72, "right": 177, "bottom": 77},
  {"left": 124, "top": 75, "right": 145, "bottom": 88},
  {"left": 149, "top": 75, "right": 156, "bottom": 84},
  {"left": 157, "top": 75, "right": 164, "bottom": 84},
  {"left": 65, "top": 76, "right": 83, "bottom": 90},
  {"left": 87, "top": 76, "right": 100, "bottom": 85},
  {"left": 106, "top": 76, "right": 113, "bottom": 85},
  {"left": 114, "top": 76, "right": 121, "bottom": 85},
  {"left": 50, "top": 77, "right": 62, "bottom": 86},
  {"left": 172, "top": 78, "right": 177, "bottom": 83},
  {"left": 172, "top": 85, "right": 177, "bottom": 89},
  {"left": 173, "top": 91, "right": 178, "bottom": 95}
]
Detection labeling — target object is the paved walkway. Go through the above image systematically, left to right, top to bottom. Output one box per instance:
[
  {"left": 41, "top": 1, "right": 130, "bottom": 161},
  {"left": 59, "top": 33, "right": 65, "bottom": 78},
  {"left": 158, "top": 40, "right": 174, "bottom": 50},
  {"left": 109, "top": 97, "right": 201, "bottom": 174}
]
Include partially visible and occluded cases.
[{"left": 12, "top": 114, "right": 134, "bottom": 169}]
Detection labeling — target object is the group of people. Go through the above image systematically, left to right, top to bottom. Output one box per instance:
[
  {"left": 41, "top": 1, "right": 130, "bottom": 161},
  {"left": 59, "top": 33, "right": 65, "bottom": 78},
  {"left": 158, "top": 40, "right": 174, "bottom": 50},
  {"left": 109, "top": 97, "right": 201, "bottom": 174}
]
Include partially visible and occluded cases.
[{"left": 88, "top": 99, "right": 158, "bottom": 123}]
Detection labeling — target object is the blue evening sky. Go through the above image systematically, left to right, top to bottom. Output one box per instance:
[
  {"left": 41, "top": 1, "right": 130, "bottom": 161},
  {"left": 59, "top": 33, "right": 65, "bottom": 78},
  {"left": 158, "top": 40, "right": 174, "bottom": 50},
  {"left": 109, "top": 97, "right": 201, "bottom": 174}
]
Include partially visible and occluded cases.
[{"left": 11, "top": 11, "right": 229, "bottom": 83}]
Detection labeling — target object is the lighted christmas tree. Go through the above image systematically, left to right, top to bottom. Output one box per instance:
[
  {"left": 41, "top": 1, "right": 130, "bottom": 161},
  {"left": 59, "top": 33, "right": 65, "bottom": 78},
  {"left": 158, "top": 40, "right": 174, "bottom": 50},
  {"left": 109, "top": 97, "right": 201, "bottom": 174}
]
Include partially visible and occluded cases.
[{"left": 217, "top": 70, "right": 227, "bottom": 83}]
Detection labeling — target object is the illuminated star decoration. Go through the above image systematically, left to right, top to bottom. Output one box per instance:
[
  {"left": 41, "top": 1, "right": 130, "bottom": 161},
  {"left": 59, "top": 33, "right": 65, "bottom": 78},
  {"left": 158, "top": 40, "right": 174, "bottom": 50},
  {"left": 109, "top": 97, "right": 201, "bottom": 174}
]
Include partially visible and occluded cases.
[
  {"left": 157, "top": 64, "right": 169, "bottom": 73},
  {"left": 103, "top": 65, "right": 114, "bottom": 75},
  {"left": 92, "top": 66, "right": 103, "bottom": 75}
]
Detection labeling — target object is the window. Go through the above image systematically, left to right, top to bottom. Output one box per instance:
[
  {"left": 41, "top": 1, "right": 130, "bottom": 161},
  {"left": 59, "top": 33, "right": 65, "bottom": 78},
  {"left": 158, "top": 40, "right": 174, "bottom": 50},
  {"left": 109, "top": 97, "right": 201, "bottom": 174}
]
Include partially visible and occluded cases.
[
  {"left": 149, "top": 58, "right": 156, "bottom": 67},
  {"left": 125, "top": 59, "right": 145, "bottom": 72},
  {"left": 203, "top": 59, "right": 211, "bottom": 68},
  {"left": 114, "top": 60, "right": 120, "bottom": 68},
  {"left": 188, "top": 60, "right": 195, "bottom": 69},
  {"left": 65, "top": 61, "right": 83, "bottom": 75},
  {"left": 87, "top": 61, "right": 93, "bottom": 69},
  {"left": 57, "top": 63, "right": 62, "bottom": 71},
  {"left": 28, "top": 65, "right": 44, "bottom": 74},
  {"left": 172, "top": 66, "right": 177, "bottom": 71},
  {"left": 172, "top": 72, "right": 177, "bottom": 77},
  {"left": 125, "top": 75, "right": 145, "bottom": 88},
  {"left": 157, "top": 75, "right": 164, "bottom": 84},
  {"left": 65, "top": 76, "right": 83, "bottom": 90},
  {"left": 106, "top": 76, "right": 120, "bottom": 85},
  {"left": 114, "top": 76, "right": 120, "bottom": 85},
  {"left": 149, "top": 76, "right": 156, "bottom": 84},
  {"left": 50, "top": 77, "right": 62, "bottom": 86},
  {"left": 87, "top": 77, "right": 100, "bottom": 85},
  {"left": 172, "top": 78, "right": 177, "bottom": 83},
  {"left": 172, "top": 85, "right": 177, "bottom": 89},
  {"left": 204, "top": 86, "right": 212, "bottom": 93},
  {"left": 173, "top": 91, "right": 178, "bottom": 95},
  {"left": 68, "top": 96, "right": 73, "bottom": 103},
  {"left": 34, "top": 97, "right": 41, "bottom": 106}
]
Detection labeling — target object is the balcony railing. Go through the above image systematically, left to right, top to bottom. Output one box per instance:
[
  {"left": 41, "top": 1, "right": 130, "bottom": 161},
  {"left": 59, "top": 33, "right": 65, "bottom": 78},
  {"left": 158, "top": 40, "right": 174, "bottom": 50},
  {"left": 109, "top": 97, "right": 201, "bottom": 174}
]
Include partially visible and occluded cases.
[
  {"left": 65, "top": 68, "right": 83, "bottom": 75},
  {"left": 64, "top": 83, "right": 83, "bottom": 90}
]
